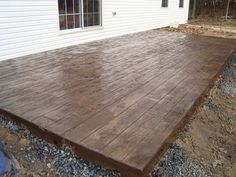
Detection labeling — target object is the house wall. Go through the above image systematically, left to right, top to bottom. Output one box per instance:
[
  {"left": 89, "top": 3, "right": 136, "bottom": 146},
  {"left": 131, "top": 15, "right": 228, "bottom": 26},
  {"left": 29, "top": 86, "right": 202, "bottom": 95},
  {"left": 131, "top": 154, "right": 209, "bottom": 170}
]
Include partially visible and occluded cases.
[{"left": 0, "top": 0, "right": 189, "bottom": 61}]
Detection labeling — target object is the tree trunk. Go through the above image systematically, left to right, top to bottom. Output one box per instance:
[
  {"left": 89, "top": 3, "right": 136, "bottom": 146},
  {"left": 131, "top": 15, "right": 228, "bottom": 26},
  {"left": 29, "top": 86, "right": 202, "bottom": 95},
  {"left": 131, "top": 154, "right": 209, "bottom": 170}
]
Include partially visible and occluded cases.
[
  {"left": 192, "top": 0, "right": 197, "bottom": 18},
  {"left": 225, "top": 0, "right": 230, "bottom": 19},
  {"left": 233, "top": 1, "right": 236, "bottom": 18}
]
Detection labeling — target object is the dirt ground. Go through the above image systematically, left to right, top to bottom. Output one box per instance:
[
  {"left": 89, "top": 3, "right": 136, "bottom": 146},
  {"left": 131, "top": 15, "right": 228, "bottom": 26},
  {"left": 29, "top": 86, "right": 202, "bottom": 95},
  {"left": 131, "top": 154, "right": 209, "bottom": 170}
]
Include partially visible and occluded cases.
[
  {"left": 189, "top": 18, "right": 236, "bottom": 27},
  {"left": 160, "top": 19, "right": 236, "bottom": 39},
  {"left": 176, "top": 89, "right": 236, "bottom": 177},
  {"left": 0, "top": 126, "right": 57, "bottom": 177}
]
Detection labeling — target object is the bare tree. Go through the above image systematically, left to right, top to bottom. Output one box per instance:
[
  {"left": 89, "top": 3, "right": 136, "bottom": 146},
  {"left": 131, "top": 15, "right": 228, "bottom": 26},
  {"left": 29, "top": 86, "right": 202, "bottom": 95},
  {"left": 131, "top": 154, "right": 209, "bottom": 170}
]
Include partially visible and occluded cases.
[
  {"left": 189, "top": 0, "right": 235, "bottom": 19},
  {"left": 192, "top": 0, "right": 197, "bottom": 18},
  {"left": 225, "top": 0, "right": 230, "bottom": 19},
  {"left": 234, "top": 1, "right": 236, "bottom": 18}
]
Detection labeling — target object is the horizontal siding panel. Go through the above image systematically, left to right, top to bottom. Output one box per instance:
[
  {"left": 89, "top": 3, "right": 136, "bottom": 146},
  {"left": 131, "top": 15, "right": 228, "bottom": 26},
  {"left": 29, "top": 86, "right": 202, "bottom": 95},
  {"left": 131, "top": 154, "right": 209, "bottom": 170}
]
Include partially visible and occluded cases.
[
  {"left": 0, "top": 0, "right": 55, "bottom": 7},
  {"left": 0, "top": 6, "right": 56, "bottom": 12},
  {"left": 0, "top": 11, "right": 57, "bottom": 18},
  {"left": 0, "top": 15, "right": 58, "bottom": 23},
  {"left": 0, "top": 20, "right": 57, "bottom": 29},
  {"left": 0, "top": 24, "right": 57, "bottom": 35},
  {"left": 0, "top": 28, "right": 57, "bottom": 41}
]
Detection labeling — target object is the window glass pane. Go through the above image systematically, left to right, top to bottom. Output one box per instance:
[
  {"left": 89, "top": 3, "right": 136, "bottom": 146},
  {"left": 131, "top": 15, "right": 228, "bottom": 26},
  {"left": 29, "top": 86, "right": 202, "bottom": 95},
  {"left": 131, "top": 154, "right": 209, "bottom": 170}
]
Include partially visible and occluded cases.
[
  {"left": 58, "top": 0, "right": 66, "bottom": 14},
  {"left": 67, "top": 0, "right": 74, "bottom": 14},
  {"left": 74, "top": 0, "right": 81, "bottom": 13},
  {"left": 83, "top": 0, "right": 88, "bottom": 13},
  {"left": 83, "top": 0, "right": 100, "bottom": 27},
  {"left": 88, "top": 0, "right": 94, "bottom": 13},
  {"left": 94, "top": 0, "right": 99, "bottom": 12},
  {"left": 162, "top": 0, "right": 168, "bottom": 7},
  {"left": 179, "top": 0, "right": 184, "bottom": 7},
  {"left": 87, "top": 13, "right": 93, "bottom": 26},
  {"left": 93, "top": 13, "right": 100, "bottom": 26},
  {"left": 84, "top": 14, "right": 88, "bottom": 27},
  {"left": 59, "top": 15, "right": 67, "bottom": 30},
  {"left": 67, "top": 15, "right": 74, "bottom": 29},
  {"left": 75, "top": 15, "right": 81, "bottom": 28}
]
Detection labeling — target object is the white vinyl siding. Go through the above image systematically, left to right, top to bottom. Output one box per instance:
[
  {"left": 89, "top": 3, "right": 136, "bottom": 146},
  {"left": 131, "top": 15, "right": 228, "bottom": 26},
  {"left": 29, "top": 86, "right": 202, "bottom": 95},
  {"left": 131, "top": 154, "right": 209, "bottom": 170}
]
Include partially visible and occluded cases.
[{"left": 0, "top": 0, "right": 189, "bottom": 61}]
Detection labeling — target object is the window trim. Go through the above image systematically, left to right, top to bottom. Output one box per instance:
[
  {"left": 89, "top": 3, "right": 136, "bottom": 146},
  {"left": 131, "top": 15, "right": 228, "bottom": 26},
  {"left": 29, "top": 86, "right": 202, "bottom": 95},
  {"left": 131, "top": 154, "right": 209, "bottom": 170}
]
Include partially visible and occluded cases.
[
  {"left": 57, "top": 0, "right": 103, "bottom": 32},
  {"left": 58, "top": 25, "right": 104, "bottom": 35}
]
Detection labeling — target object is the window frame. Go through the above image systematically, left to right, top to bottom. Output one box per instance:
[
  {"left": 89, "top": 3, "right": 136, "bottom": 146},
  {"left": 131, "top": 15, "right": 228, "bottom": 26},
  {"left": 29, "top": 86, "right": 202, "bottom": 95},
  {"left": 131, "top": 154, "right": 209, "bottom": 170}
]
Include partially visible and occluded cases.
[
  {"left": 57, "top": 0, "right": 102, "bottom": 32},
  {"left": 161, "top": 0, "right": 168, "bottom": 8},
  {"left": 179, "top": 0, "right": 184, "bottom": 8}
]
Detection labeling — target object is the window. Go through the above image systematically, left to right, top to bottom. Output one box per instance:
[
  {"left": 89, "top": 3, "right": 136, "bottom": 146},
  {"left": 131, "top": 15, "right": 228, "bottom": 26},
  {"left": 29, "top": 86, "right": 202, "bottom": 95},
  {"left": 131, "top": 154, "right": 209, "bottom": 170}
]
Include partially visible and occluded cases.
[
  {"left": 58, "top": 0, "right": 101, "bottom": 30},
  {"left": 161, "top": 0, "right": 168, "bottom": 7},
  {"left": 179, "top": 0, "right": 184, "bottom": 8}
]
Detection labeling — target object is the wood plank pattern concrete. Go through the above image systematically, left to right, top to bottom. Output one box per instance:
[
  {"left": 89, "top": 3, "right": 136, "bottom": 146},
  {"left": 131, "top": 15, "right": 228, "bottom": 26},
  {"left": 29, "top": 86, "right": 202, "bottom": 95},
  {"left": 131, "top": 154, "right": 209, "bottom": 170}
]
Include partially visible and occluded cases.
[{"left": 0, "top": 30, "right": 235, "bottom": 177}]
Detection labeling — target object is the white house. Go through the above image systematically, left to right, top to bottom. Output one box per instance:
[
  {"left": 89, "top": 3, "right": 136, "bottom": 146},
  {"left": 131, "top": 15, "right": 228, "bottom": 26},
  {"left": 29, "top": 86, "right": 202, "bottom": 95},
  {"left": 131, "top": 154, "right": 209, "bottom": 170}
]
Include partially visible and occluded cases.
[{"left": 0, "top": 0, "right": 189, "bottom": 61}]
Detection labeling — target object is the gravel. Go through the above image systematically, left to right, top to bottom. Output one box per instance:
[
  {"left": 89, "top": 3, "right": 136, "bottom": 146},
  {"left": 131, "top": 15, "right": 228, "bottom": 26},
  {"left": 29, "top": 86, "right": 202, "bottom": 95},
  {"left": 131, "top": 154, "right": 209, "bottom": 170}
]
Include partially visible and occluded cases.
[
  {"left": 217, "top": 52, "right": 236, "bottom": 96},
  {"left": 150, "top": 144, "right": 208, "bottom": 177}
]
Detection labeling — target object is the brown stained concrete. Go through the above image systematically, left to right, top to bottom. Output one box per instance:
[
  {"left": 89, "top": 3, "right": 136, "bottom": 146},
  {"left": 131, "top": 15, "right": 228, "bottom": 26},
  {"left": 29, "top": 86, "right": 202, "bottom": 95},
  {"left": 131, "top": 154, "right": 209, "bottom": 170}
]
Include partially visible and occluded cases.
[{"left": 0, "top": 30, "right": 235, "bottom": 177}]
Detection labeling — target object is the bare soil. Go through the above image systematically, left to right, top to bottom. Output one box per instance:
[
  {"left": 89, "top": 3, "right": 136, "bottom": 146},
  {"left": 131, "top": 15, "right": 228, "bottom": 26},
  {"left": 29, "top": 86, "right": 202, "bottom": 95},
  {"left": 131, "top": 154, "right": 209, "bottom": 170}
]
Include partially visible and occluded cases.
[
  {"left": 189, "top": 18, "right": 236, "bottom": 28},
  {"left": 160, "top": 19, "right": 236, "bottom": 39},
  {"left": 176, "top": 87, "right": 236, "bottom": 177},
  {"left": 0, "top": 126, "right": 57, "bottom": 177}
]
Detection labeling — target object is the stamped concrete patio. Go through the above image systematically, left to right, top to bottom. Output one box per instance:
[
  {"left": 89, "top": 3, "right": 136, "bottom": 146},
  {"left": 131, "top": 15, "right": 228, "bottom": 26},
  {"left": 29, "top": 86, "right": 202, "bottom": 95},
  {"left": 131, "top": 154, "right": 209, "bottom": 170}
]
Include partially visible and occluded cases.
[{"left": 0, "top": 30, "right": 235, "bottom": 177}]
